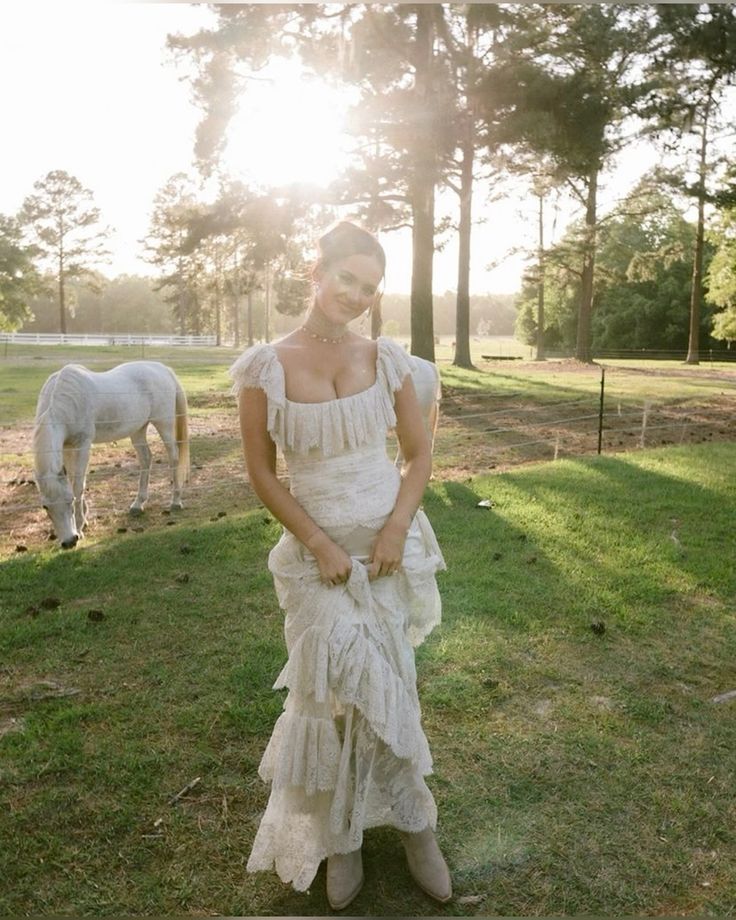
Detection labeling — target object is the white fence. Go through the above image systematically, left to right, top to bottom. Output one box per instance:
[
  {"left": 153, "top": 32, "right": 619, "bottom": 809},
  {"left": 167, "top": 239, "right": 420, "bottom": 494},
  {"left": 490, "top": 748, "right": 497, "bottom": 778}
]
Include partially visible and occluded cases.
[{"left": 0, "top": 333, "right": 217, "bottom": 347}]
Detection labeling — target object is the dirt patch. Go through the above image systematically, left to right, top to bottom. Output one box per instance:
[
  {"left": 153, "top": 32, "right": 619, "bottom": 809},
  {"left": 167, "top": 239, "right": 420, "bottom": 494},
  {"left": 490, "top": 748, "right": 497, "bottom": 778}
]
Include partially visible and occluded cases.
[
  {"left": 482, "top": 357, "right": 736, "bottom": 384},
  {"left": 433, "top": 358, "right": 736, "bottom": 479},
  {"left": 3, "top": 366, "right": 735, "bottom": 555},
  {"left": 435, "top": 396, "right": 736, "bottom": 479},
  {"left": 0, "top": 416, "right": 263, "bottom": 557}
]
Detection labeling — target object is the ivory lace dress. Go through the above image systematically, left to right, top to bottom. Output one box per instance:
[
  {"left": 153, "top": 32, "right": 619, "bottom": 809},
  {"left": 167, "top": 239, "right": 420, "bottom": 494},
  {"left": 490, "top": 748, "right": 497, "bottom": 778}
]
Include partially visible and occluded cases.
[{"left": 229, "top": 336, "right": 446, "bottom": 892}]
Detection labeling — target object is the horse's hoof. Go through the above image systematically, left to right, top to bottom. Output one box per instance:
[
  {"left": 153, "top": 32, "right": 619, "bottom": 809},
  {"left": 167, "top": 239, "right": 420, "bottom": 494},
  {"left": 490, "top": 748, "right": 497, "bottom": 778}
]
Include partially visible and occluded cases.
[
  {"left": 169, "top": 502, "right": 183, "bottom": 512},
  {"left": 129, "top": 506, "right": 145, "bottom": 517}
]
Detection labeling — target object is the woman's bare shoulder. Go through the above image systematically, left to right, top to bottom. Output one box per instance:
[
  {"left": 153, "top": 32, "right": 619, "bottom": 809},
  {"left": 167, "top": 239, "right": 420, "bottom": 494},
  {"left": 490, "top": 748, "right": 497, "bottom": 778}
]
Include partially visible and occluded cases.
[
  {"left": 272, "top": 330, "right": 310, "bottom": 359},
  {"left": 347, "top": 331, "right": 378, "bottom": 358}
]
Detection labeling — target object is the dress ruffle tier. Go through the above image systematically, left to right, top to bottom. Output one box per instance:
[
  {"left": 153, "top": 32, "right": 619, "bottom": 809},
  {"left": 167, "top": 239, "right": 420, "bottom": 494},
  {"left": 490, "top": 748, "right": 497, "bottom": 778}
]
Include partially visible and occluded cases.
[{"left": 228, "top": 336, "right": 446, "bottom": 892}]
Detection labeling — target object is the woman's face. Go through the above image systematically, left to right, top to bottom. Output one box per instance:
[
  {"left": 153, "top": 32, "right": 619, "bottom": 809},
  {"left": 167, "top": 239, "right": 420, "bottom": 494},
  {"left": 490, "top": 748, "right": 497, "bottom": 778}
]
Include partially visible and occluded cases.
[{"left": 314, "top": 253, "right": 383, "bottom": 323}]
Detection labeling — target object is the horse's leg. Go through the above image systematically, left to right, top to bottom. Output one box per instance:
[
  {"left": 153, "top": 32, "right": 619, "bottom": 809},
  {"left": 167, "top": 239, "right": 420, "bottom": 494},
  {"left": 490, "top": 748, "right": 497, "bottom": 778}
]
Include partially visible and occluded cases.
[
  {"left": 153, "top": 421, "right": 183, "bottom": 510},
  {"left": 129, "top": 425, "right": 152, "bottom": 515},
  {"left": 64, "top": 443, "right": 91, "bottom": 534}
]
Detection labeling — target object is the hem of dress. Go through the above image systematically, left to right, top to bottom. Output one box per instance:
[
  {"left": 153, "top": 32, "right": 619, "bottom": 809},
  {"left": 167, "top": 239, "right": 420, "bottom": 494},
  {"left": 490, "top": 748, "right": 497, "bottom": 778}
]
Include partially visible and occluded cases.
[{"left": 246, "top": 815, "right": 438, "bottom": 892}]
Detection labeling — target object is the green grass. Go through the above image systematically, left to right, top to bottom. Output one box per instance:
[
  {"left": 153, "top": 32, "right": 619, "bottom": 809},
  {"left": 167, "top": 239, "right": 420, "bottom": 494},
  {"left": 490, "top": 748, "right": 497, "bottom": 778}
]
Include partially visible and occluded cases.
[
  {"left": 3, "top": 339, "right": 733, "bottom": 424},
  {"left": 0, "top": 344, "right": 240, "bottom": 424},
  {"left": 440, "top": 359, "right": 735, "bottom": 406},
  {"left": 2, "top": 443, "right": 735, "bottom": 915}
]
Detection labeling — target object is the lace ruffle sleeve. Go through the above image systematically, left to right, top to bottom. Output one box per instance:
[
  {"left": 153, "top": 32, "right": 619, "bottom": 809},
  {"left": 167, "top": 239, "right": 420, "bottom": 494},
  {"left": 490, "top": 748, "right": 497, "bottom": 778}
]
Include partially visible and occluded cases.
[
  {"left": 376, "top": 336, "right": 414, "bottom": 398},
  {"left": 228, "top": 344, "right": 286, "bottom": 447}
]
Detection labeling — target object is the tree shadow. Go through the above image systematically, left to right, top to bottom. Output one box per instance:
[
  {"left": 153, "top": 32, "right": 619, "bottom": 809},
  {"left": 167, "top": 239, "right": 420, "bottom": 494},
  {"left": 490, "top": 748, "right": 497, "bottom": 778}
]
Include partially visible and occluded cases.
[{"left": 501, "top": 449, "right": 736, "bottom": 610}]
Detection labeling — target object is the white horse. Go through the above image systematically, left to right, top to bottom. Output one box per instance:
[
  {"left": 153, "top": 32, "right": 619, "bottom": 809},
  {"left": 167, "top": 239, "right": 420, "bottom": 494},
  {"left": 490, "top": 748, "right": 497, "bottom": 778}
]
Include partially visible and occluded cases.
[
  {"left": 396, "top": 355, "right": 441, "bottom": 466},
  {"left": 33, "top": 361, "right": 190, "bottom": 549}
]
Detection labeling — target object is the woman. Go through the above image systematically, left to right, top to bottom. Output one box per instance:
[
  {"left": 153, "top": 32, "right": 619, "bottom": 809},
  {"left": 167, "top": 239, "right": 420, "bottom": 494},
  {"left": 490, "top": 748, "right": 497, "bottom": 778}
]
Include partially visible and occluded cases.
[{"left": 229, "top": 222, "right": 451, "bottom": 910}]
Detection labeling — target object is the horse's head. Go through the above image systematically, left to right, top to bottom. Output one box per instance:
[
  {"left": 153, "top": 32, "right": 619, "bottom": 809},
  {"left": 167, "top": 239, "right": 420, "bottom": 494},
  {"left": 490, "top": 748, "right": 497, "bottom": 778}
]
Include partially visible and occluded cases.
[{"left": 37, "top": 469, "right": 79, "bottom": 549}]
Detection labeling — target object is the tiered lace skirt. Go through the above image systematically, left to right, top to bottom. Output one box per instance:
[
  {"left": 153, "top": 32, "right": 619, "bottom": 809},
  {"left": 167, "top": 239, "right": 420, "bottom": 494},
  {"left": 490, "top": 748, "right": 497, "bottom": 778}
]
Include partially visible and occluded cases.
[{"left": 246, "top": 511, "right": 446, "bottom": 891}]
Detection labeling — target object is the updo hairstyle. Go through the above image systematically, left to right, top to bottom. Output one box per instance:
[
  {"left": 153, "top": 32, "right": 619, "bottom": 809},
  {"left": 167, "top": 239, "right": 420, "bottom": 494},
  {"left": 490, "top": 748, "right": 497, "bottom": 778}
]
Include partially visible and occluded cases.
[{"left": 315, "top": 221, "right": 386, "bottom": 277}]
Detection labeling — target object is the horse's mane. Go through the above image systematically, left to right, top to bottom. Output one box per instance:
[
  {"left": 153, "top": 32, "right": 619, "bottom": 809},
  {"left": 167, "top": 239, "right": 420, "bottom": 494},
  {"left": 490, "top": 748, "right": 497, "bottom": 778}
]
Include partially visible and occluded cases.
[
  {"left": 40, "top": 365, "right": 91, "bottom": 426},
  {"left": 33, "top": 366, "right": 90, "bottom": 487},
  {"left": 32, "top": 409, "right": 69, "bottom": 503}
]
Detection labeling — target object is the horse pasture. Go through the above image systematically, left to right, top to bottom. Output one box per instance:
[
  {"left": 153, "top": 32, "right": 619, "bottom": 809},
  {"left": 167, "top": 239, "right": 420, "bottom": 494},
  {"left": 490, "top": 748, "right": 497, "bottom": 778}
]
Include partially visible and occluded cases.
[
  {"left": 1, "top": 345, "right": 735, "bottom": 915},
  {"left": 1, "top": 347, "right": 735, "bottom": 557}
]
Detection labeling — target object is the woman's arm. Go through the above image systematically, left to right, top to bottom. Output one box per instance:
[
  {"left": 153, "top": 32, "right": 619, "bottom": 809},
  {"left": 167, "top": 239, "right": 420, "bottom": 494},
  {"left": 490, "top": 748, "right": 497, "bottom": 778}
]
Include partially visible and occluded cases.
[
  {"left": 368, "top": 375, "right": 432, "bottom": 579},
  {"left": 238, "top": 387, "right": 352, "bottom": 586}
]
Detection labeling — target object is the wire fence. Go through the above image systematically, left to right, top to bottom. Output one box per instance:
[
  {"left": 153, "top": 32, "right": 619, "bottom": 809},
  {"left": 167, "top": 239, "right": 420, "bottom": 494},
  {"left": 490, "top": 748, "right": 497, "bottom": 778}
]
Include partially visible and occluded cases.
[
  {"left": 532, "top": 346, "right": 735, "bottom": 363},
  {"left": 1, "top": 356, "right": 734, "bottom": 548},
  {"left": 9, "top": 398, "right": 731, "bottom": 471}
]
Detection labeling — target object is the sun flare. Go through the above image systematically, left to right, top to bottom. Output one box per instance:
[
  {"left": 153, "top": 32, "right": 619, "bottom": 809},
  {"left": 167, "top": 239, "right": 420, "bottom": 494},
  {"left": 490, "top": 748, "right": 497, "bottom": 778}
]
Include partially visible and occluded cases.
[{"left": 224, "top": 59, "right": 356, "bottom": 189}]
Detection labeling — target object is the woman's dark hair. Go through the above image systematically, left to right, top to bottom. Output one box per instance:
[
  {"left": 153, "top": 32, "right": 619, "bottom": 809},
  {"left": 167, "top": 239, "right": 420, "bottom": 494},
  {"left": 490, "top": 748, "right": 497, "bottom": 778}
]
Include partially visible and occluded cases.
[{"left": 316, "top": 221, "right": 386, "bottom": 276}]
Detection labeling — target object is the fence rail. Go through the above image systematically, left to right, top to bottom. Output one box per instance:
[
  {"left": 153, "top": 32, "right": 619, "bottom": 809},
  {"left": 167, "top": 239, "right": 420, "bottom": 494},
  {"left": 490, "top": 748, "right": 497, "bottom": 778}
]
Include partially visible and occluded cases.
[
  {"left": 0, "top": 333, "right": 217, "bottom": 347},
  {"left": 544, "top": 347, "right": 736, "bottom": 362}
]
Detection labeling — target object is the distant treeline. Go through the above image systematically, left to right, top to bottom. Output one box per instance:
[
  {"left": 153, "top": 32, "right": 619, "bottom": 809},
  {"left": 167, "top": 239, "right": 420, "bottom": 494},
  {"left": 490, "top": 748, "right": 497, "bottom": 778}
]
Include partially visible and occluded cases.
[
  {"left": 21, "top": 277, "right": 517, "bottom": 342},
  {"left": 380, "top": 292, "right": 517, "bottom": 338}
]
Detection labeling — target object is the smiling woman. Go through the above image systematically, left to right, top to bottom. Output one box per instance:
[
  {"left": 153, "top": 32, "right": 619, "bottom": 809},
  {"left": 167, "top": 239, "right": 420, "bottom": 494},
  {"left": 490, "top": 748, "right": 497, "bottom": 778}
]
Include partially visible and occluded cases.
[{"left": 223, "top": 58, "right": 357, "bottom": 188}]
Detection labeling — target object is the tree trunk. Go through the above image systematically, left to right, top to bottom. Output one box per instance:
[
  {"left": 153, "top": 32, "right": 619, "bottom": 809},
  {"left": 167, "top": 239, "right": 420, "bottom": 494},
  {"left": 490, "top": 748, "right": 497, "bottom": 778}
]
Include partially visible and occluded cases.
[
  {"left": 409, "top": 5, "right": 437, "bottom": 362},
  {"left": 686, "top": 95, "right": 712, "bottom": 365},
  {"left": 453, "top": 122, "right": 474, "bottom": 369},
  {"left": 576, "top": 167, "right": 598, "bottom": 363},
  {"left": 410, "top": 190, "right": 435, "bottom": 361},
  {"left": 536, "top": 191, "right": 545, "bottom": 361},
  {"left": 212, "top": 245, "right": 223, "bottom": 346},
  {"left": 58, "top": 249, "right": 66, "bottom": 336},
  {"left": 175, "top": 249, "right": 187, "bottom": 335},
  {"left": 232, "top": 251, "right": 241, "bottom": 349},
  {"left": 264, "top": 263, "right": 271, "bottom": 343},
  {"left": 178, "top": 277, "right": 186, "bottom": 337},
  {"left": 215, "top": 280, "right": 222, "bottom": 347},
  {"left": 193, "top": 290, "right": 201, "bottom": 336},
  {"left": 247, "top": 290, "right": 254, "bottom": 346},
  {"left": 232, "top": 292, "right": 240, "bottom": 349},
  {"left": 371, "top": 297, "right": 382, "bottom": 339}
]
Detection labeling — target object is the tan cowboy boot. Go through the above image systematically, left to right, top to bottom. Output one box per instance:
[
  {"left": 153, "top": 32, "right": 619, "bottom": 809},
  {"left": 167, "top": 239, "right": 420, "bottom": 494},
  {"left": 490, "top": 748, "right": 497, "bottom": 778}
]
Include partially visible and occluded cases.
[
  {"left": 400, "top": 827, "right": 452, "bottom": 903},
  {"left": 326, "top": 849, "right": 364, "bottom": 910}
]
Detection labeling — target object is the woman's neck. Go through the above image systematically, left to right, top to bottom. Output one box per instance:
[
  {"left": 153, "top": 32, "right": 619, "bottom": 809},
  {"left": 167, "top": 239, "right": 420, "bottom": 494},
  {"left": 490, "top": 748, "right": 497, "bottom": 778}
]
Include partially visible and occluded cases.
[{"left": 300, "top": 305, "right": 349, "bottom": 343}]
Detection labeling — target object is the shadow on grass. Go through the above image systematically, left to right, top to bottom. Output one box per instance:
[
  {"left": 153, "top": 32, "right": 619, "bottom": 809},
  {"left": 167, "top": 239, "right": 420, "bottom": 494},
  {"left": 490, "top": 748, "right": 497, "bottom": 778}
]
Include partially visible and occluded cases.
[
  {"left": 441, "top": 364, "right": 594, "bottom": 406},
  {"left": 503, "top": 445, "right": 736, "bottom": 608},
  {"left": 419, "top": 446, "right": 736, "bottom": 914},
  {"left": 3, "top": 447, "right": 736, "bottom": 915},
  {"left": 424, "top": 478, "right": 566, "bottom": 636},
  {"left": 0, "top": 503, "right": 481, "bottom": 916},
  {"left": 0, "top": 509, "right": 299, "bottom": 914}
]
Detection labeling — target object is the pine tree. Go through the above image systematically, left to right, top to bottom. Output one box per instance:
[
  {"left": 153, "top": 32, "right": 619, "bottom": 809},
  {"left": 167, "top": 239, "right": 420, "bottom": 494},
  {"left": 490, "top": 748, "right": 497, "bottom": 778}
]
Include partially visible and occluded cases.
[
  {"left": 642, "top": 4, "right": 736, "bottom": 363},
  {"left": 20, "top": 170, "right": 111, "bottom": 335},
  {"left": 0, "top": 214, "right": 42, "bottom": 331}
]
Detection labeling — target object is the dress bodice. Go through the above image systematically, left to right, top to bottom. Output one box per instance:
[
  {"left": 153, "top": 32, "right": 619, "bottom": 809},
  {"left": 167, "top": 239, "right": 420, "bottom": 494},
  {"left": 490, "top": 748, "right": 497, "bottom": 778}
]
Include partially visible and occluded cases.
[{"left": 229, "top": 337, "right": 414, "bottom": 526}]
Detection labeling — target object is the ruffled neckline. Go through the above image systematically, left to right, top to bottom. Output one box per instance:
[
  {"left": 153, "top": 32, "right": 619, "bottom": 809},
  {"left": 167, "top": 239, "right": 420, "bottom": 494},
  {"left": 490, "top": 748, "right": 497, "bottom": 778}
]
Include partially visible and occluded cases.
[
  {"left": 229, "top": 336, "right": 414, "bottom": 457},
  {"left": 265, "top": 342, "right": 379, "bottom": 407},
  {"left": 284, "top": 381, "right": 378, "bottom": 407}
]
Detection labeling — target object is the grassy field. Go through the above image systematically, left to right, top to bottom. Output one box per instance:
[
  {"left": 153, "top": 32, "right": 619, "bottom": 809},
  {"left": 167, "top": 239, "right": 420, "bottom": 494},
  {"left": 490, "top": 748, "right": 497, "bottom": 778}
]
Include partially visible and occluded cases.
[
  {"left": 2, "top": 341, "right": 734, "bottom": 556},
  {"left": 1, "top": 345, "right": 735, "bottom": 915}
]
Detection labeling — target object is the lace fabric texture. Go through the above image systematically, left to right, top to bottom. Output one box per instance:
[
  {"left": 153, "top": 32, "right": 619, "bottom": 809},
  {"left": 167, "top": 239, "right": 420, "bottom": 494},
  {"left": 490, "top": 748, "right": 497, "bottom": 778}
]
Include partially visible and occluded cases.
[{"left": 228, "top": 337, "right": 446, "bottom": 891}]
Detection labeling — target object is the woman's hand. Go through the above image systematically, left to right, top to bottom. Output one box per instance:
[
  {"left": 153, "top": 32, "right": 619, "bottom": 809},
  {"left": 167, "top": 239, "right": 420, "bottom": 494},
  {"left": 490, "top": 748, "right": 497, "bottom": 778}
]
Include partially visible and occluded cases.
[
  {"left": 368, "top": 518, "right": 408, "bottom": 580},
  {"left": 307, "top": 531, "right": 353, "bottom": 587}
]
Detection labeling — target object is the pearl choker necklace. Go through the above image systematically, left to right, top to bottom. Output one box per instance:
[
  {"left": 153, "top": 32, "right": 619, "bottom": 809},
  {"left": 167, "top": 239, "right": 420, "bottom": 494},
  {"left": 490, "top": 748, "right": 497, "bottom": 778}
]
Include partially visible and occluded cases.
[{"left": 300, "top": 311, "right": 349, "bottom": 344}]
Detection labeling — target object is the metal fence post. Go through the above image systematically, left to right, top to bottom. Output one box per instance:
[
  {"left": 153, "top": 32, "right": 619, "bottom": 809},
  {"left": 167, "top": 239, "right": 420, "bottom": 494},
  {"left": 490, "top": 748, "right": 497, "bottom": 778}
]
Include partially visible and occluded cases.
[{"left": 597, "top": 366, "right": 605, "bottom": 455}]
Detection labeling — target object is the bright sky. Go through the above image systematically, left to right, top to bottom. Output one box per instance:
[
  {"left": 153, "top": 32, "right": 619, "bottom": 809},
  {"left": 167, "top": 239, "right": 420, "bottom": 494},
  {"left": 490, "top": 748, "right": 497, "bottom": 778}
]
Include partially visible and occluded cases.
[{"left": 1, "top": 1, "right": 662, "bottom": 296}]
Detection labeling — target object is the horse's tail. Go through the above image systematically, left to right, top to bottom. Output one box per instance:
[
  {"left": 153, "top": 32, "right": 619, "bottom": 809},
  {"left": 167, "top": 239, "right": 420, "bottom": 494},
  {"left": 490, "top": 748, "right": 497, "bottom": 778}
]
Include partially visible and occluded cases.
[{"left": 174, "top": 378, "right": 190, "bottom": 484}]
